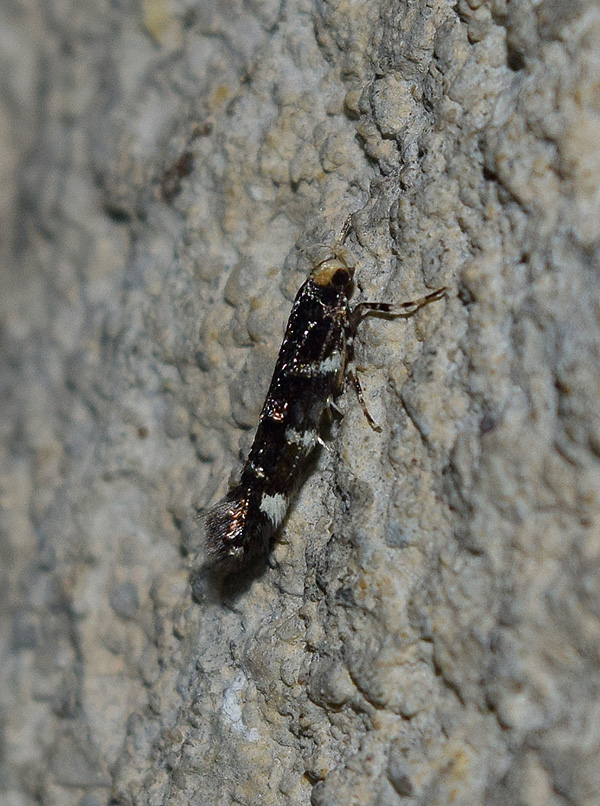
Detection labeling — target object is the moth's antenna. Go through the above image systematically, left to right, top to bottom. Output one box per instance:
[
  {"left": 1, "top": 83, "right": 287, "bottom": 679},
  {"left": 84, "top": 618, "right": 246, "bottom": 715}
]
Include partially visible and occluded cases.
[{"left": 337, "top": 213, "right": 354, "bottom": 247}]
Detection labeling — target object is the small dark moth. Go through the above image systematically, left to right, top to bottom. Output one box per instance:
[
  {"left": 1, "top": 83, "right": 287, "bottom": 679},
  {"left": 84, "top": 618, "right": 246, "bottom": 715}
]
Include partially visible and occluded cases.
[{"left": 205, "top": 218, "right": 446, "bottom": 572}]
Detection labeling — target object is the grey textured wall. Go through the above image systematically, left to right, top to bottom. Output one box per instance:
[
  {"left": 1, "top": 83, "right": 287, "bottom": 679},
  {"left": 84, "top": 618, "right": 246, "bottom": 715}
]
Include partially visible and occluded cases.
[{"left": 2, "top": 0, "right": 599, "bottom": 804}]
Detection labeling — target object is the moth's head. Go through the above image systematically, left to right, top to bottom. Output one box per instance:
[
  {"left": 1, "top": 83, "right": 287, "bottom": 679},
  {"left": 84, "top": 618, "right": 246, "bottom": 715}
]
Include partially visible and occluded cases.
[{"left": 309, "top": 246, "right": 356, "bottom": 291}]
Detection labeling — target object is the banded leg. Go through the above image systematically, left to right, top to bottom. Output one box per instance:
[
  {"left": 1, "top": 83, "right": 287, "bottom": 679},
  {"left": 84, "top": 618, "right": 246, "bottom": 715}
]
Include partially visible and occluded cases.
[
  {"left": 348, "top": 286, "right": 447, "bottom": 431},
  {"left": 350, "top": 286, "right": 447, "bottom": 329},
  {"left": 342, "top": 322, "right": 382, "bottom": 432},
  {"left": 349, "top": 369, "right": 382, "bottom": 432}
]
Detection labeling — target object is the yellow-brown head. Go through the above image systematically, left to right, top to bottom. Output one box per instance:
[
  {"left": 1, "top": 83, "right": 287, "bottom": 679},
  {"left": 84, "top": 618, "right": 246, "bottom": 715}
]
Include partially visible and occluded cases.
[{"left": 309, "top": 247, "right": 356, "bottom": 291}]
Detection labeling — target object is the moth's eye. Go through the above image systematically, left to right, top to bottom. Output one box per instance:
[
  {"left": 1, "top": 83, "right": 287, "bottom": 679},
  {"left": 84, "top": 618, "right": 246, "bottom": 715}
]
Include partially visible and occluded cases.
[{"left": 331, "top": 268, "right": 351, "bottom": 287}]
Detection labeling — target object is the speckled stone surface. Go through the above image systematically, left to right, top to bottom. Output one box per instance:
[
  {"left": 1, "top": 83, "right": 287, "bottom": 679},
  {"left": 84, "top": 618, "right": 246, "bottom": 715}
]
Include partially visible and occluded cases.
[{"left": 2, "top": 0, "right": 600, "bottom": 804}]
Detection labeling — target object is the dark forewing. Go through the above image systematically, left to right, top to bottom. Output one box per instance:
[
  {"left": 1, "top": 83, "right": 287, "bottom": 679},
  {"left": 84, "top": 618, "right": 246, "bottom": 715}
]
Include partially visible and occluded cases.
[
  {"left": 205, "top": 277, "right": 351, "bottom": 571},
  {"left": 243, "top": 279, "right": 348, "bottom": 491}
]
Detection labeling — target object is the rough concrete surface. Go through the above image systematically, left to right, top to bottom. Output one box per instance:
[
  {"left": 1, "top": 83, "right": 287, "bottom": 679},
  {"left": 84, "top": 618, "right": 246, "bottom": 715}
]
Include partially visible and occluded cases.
[{"left": 1, "top": 0, "right": 600, "bottom": 804}]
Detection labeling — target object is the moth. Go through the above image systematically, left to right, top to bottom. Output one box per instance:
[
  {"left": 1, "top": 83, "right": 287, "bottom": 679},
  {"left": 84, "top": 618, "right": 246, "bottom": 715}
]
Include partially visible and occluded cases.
[{"left": 204, "top": 219, "right": 446, "bottom": 572}]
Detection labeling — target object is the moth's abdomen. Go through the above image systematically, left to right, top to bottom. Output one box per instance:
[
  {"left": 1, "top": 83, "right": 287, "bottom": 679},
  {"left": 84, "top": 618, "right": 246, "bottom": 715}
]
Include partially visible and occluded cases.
[{"left": 204, "top": 482, "right": 289, "bottom": 571}]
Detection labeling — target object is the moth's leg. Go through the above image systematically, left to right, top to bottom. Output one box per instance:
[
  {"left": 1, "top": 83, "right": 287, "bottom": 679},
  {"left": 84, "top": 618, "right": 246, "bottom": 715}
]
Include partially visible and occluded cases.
[
  {"left": 351, "top": 286, "right": 447, "bottom": 328},
  {"left": 345, "top": 287, "right": 446, "bottom": 431},
  {"left": 341, "top": 313, "right": 381, "bottom": 431},
  {"left": 349, "top": 368, "right": 382, "bottom": 433},
  {"left": 323, "top": 393, "right": 345, "bottom": 424},
  {"left": 318, "top": 398, "right": 344, "bottom": 448},
  {"left": 328, "top": 399, "right": 345, "bottom": 419},
  {"left": 316, "top": 434, "right": 331, "bottom": 450}
]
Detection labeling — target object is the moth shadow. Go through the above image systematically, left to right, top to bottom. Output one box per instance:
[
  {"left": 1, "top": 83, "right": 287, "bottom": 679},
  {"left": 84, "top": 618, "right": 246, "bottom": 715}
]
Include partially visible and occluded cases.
[{"left": 190, "top": 554, "right": 270, "bottom": 604}]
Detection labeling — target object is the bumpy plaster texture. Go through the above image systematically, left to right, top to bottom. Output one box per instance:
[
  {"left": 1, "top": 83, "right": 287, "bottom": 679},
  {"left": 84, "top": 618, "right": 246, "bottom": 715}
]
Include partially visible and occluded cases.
[{"left": 2, "top": 0, "right": 600, "bottom": 804}]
